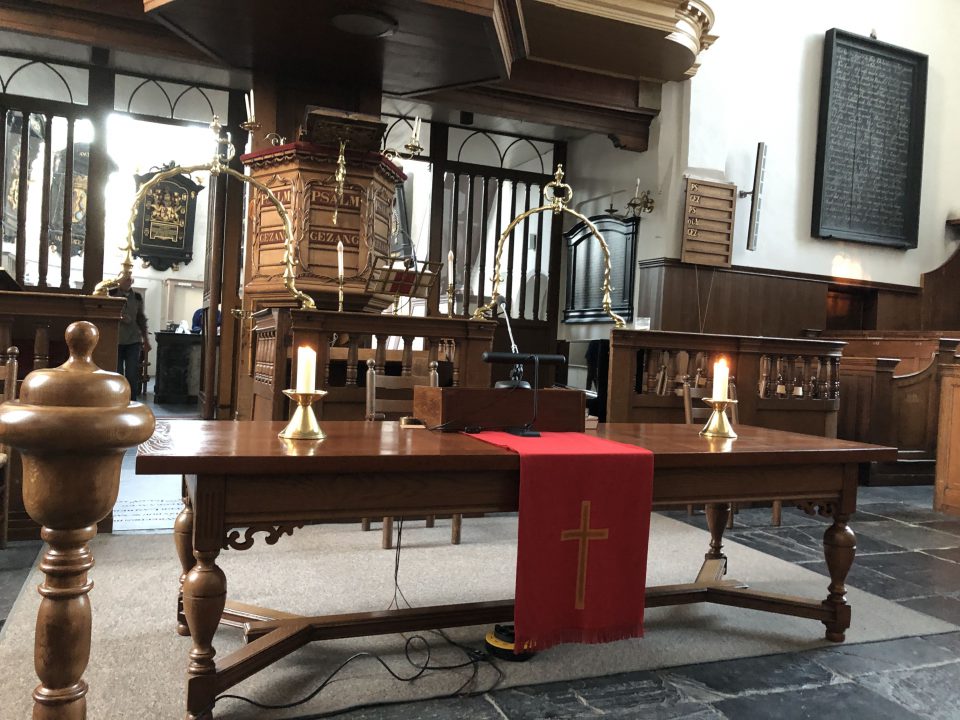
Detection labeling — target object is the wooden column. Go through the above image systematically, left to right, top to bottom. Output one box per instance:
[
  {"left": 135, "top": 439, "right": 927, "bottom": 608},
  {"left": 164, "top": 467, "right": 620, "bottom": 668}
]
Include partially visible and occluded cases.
[{"left": 0, "top": 321, "right": 155, "bottom": 719}]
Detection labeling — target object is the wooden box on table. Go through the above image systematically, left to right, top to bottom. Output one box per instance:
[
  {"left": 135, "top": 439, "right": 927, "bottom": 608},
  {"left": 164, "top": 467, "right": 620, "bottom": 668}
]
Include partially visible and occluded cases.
[{"left": 413, "top": 386, "right": 585, "bottom": 432}]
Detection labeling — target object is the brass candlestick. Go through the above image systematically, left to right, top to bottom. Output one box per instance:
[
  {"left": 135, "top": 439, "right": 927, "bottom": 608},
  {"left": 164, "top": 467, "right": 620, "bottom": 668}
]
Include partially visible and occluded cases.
[
  {"left": 338, "top": 275, "right": 344, "bottom": 312},
  {"left": 447, "top": 282, "right": 455, "bottom": 317},
  {"left": 279, "top": 389, "right": 327, "bottom": 440},
  {"left": 700, "top": 398, "right": 738, "bottom": 439}
]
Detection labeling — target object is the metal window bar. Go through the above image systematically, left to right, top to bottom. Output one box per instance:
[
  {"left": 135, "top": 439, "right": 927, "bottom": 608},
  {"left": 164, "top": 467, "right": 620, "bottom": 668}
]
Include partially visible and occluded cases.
[
  {"left": 15, "top": 112, "right": 29, "bottom": 285},
  {"left": 37, "top": 113, "right": 53, "bottom": 288},
  {"left": 60, "top": 117, "right": 74, "bottom": 289},
  {"left": 449, "top": 172, "right": 460, "bottom": 314},
  {"left": 463, "top": 174, "right": 475, "bottom": 315},
  {"left": 477, "top": 175, "right": 491, "bottom": 315},
  {"left": 505, "top": 179, "right": 518, "bottom": 318},
  {"left": 519, "top": 181, "right": 531, "bottom": 317},
  {"left": 534, "top": 184, "right": 544, "bottom": 320}
]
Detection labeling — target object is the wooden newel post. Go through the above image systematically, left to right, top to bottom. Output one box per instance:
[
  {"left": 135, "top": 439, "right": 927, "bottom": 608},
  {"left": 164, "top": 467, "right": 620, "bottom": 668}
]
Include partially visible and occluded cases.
[{"left": 0, "top": 321, "right": 155, "bottom": 719}]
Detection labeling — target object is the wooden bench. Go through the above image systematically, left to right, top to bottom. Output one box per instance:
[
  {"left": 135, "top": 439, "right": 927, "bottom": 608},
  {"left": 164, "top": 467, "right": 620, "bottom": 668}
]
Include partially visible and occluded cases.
[{"left": 829, "top": 332, "right": 960, "bottom": 483}]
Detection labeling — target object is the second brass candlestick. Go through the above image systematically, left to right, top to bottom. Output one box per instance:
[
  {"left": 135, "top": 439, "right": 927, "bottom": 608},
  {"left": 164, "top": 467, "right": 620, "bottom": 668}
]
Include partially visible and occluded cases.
[
  {"left": 338, "top": 276, "right": 344, "bottom": 312},
  {"left": 447, "top": 282, "right": 455, "bottom": 317},
  {"left": 279, "top": 389, "right": 327, "bottom": 440},
  {"left": 700, "top": 398, "right": 738, "bottom": 439}
]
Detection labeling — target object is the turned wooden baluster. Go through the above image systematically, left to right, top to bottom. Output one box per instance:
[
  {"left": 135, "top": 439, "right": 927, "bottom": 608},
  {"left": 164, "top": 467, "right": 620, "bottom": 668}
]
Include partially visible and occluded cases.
[
  {"left": 0, "top": 321, "right": 155, "bottom": 720},
  {"left": 34, "top": 322, "right": 50, "bottom": 370},
  {"left": 375, "top": 334, "right": 388, "bottom": 374},
  {"left": 401, "top": 335, "right": 414, "bottom": 376},
  {"left": 345, "top": 339, "right": 359, "bottom": 385},
  {"left": 450, "top": 339, "right": 460, "bottom": 386}
]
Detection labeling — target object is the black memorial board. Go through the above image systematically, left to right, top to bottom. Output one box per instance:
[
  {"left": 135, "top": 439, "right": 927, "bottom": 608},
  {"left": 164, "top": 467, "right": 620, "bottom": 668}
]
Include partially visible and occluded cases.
[{"left": 812, "top": 29, "right": 927, "bottom": 249}]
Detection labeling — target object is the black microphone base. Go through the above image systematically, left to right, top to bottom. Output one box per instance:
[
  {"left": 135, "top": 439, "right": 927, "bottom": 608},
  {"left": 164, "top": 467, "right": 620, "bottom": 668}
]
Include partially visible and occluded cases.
[
  {"left": 494, "top": 380, "right": 531, "bottom": 389},
  {"left": 505, "top": 426, "right": 540, "bottom": 437}
]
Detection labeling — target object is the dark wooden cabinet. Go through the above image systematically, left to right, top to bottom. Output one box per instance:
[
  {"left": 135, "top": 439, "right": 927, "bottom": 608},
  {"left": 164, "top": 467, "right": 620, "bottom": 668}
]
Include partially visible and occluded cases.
[{"left": 154, "top": 331, "right": 202, "bottom": 405}]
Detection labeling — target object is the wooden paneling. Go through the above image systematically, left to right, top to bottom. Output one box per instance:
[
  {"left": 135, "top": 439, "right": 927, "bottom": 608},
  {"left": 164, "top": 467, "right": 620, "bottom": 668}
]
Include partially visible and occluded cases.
[
  {"left": 921, "top": 244, "right": 960, "bottom": 330},
  {"left": 637, "top": 259, "right": 829, "bottom": 337},
  {"left": 935, "top": 365, "right": 960, "bottom": 515}
]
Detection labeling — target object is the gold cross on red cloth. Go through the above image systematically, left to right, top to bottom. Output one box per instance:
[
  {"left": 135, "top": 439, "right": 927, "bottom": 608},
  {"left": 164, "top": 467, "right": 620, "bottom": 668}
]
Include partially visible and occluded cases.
[{"left": 560, "top": 500, "right": 609, "bottom": 610}]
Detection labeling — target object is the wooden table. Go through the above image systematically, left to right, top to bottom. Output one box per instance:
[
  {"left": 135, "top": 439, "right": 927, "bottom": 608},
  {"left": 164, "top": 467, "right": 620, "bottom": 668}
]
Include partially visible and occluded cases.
[{"left": 137, "top": 421, "right": 896, "bottom": 720}]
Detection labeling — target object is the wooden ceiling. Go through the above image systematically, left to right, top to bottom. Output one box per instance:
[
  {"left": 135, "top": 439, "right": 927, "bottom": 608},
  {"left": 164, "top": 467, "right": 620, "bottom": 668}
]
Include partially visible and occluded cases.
[
  {"left": 0, "top": 0, "right": 718, "bottom": 151},
  {"left": 143, "top": 0, "right": 520, "bottom": 97}
]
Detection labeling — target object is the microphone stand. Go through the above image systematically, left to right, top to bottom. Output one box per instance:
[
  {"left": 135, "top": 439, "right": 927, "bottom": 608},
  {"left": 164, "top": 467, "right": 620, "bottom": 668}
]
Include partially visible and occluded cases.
[{"left": 506, "top": 355, "right": 541, "bottom": 437}]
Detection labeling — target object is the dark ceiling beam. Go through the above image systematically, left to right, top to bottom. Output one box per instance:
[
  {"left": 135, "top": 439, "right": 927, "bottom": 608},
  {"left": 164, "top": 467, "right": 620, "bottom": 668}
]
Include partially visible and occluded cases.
[
  {"left": 0, "top": 0, "right": 217, "bottom": 65},
  {"left": 420, "top": 58, "right": 660, "bottom": 152}
]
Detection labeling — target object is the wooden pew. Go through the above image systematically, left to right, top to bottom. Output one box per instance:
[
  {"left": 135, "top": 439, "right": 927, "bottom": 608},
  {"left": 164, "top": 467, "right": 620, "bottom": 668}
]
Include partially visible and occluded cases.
[
  {"left": 243, "top": 308, "right": 497, "bottom": 421},
  {"left": 831, "top": 333, "right": 960, "bottom": 483}
]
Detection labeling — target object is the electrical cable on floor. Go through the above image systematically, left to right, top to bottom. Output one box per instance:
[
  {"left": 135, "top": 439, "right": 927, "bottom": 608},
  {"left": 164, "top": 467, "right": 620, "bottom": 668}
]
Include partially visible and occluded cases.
[{"left": 208, "top": 517, "right": 504, "bottom": 718}]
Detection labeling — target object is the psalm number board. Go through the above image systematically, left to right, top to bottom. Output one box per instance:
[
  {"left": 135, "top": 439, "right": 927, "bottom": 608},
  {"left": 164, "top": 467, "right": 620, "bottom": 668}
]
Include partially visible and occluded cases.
[
  {"left": 812, "top": 29, "right": 927, "bottom": 249},
  {"left": 680, "top": 178, "right": 736, "bottom": 268}
]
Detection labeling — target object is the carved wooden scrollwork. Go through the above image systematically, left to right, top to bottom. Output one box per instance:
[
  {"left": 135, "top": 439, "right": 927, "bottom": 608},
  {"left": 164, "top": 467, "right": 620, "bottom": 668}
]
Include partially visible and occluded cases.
[
  {"left": 797, "top": 500, "right": 837, "bottom": 518},
  {"left": 223, "top": 523, "right": 304, "bottom": 551}
]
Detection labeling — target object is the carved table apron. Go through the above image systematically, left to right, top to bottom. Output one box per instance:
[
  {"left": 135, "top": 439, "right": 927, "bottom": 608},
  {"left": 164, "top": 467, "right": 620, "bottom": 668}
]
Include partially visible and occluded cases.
[{"left": 136, "top": 420, "right": 896, "bottom": 720}]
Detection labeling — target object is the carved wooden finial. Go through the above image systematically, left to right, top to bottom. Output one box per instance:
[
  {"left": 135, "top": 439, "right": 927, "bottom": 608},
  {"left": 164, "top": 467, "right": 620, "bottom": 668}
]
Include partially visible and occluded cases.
[
  {"left": 0, "top": 320, "right": 155, "bottom": 717},
  {"left": 64, "top": 320, "right": 98, "bottom": 367}
]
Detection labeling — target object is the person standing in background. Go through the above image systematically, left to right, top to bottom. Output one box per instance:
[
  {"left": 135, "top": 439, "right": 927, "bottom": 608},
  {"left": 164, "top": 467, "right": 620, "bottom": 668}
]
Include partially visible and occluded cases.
[{"left": 110, "top": 273, "right": 151, "bottom": 401}]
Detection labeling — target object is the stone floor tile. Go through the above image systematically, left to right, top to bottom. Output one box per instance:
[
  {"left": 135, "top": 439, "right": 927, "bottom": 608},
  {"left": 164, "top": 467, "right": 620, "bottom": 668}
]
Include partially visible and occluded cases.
[
  {"left": 854, "top": 521, "right": 960, "bottom": 551},
  {"left": 922, "top": 547, "right": 960, "bottom": 564},
  {"left": 857, "top": 551, "right": 960, "bottom": 594},
  {"left": 797, "top": 558, "right": 928, "bottom": 601},
  {"left": 898, "top": 595, "right": 960, "bottom": 625},
  {"left": 809, "top": 636, "right": 959, "bottom": 677},
  {"left": 659, "top": 652, "right": 832, "bottom": 696},
  {"left": 853, "top": 662, "right": 960, "bottom": 720},
  {"left": 711, "top": 681, "right": 924, "bottom": 720}
]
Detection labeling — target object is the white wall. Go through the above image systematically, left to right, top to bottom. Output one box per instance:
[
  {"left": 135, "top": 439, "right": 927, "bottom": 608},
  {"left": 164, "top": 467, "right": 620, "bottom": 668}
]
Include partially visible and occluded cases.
[
  {"left": 564, "top": 0, "right": 960, "bottom": 312},
  {"left": 689, "top": 0, "right": 960, "bottom": 284},
  {"left": 103, "top": 114, "right": 215, "bottom": 369}
]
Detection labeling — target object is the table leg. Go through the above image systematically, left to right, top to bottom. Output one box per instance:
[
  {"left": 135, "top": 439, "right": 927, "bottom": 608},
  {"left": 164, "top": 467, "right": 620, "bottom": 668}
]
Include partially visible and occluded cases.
[
  {"left": 174, "top": 496, "right": 195, "bottom": 636},
  {"left": 698, "top": 503, "right": 731, "bottom": 582},
  {"left": 822, "top": 512, "right": 855, "bottom": 642},
  {"left": 183, "top": 547, "right": 226, "bottom": 720}
]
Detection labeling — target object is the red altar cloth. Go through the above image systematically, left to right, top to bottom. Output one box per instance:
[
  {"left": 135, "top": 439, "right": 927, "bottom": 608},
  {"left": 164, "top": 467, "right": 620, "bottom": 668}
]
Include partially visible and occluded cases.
[{"left": 471, "top": 431, "right": 654, "bottom": 652}]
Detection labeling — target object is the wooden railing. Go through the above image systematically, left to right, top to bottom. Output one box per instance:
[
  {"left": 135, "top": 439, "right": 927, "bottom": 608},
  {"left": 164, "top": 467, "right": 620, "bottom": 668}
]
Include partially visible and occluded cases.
[
  {"left": 246, "top": 308, "right": 497, "bottom": 421},
  {"left": 607, "top": 329, "right": 845, "bottom": 437}
]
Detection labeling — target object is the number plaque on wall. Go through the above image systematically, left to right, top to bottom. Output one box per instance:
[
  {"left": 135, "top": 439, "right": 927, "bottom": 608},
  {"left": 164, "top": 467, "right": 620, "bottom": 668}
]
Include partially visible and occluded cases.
[
  {"left": 812, "top": 29, "right": 927, "bottom": 249},
  {"left": 680, "top": 178, "right": 736, "bottom": 268}
]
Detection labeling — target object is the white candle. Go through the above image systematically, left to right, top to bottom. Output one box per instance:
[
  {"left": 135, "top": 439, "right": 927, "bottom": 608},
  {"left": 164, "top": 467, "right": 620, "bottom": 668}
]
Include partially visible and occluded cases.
[
  {"left": 249, "top": 88, "right": 255, "bottom": 122},
  {"left": 244, "top": 92, "right": 252, "bottom": 123},
  {"left": 412, "top": 117, "right": 421, "bottom": 142},
  {"left": 635, "top": 177, "right": 641, "bottom": 196},
  {"left": 337, "top": 240, "right": 344, "bottom": 279},
  {"left": 447, "top": 249, "right": 454, "bottom": 282},
  {"left": 296, "top": 346, "right": 316, "bottom": 393},
  {"left": 713, "top": 358, "right": 729, "bottom": 400}
]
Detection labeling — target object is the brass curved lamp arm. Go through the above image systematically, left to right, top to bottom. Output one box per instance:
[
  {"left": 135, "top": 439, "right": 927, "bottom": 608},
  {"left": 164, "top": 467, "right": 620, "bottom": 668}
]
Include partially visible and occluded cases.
[
  {"left": 93, "top": 117, "right": 315, "bottom": 310},
  {"left": 472, "top": 165, "right": 625, "bottom": 328}
]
